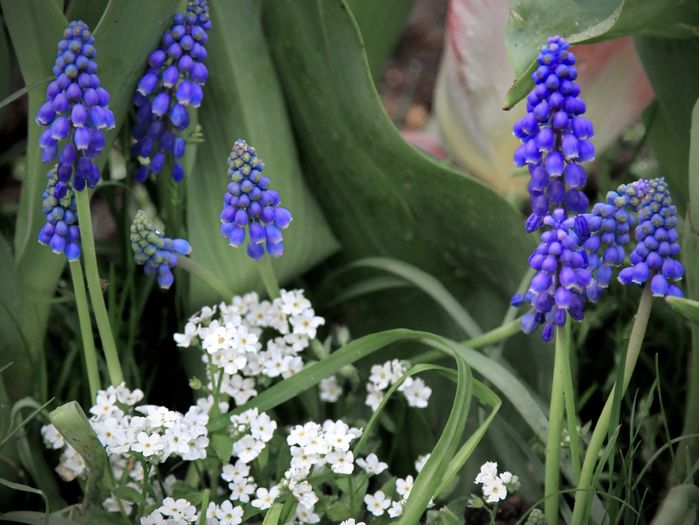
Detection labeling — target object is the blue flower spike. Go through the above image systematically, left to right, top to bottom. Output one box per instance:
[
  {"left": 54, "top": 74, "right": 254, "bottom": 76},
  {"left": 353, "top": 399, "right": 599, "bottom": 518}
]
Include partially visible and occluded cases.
[
  {"left": 131, "top": 0, "right": 211, "bottom": 183},
  {"left": 36, "top": 20, "right": 115, "bottom": 198},
  {"left": 512, "top": 36, "right": 594, "bottom": 233},
  {"left": 220, "top": 139, "right": 293, "bottom": 260},
  {"left": 37, "top": 169, "right": 81, "bottom": 261},
  {"left": 617, "top": 178, "right": 684, "bottom": 297},
  {"left": 582, "top": 180, "right": 649, "bottom": 302},
  {"left": 512, "top": 209, "right": 591, "bottom": 342},
  {"left": 130, "top": 210, "right": 192, "bottom": 289}
]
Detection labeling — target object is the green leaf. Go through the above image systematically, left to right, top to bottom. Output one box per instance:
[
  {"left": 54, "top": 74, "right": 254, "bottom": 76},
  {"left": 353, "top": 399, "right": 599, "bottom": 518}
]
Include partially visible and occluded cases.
[
  {"left": 65, "top": 0, "right": 109, "bottom": 29},
  {"left": 186, "top": 0, "right": 338, "bottom": 307},
  {"left": 262, "top": 0, "right": 531, "bottom": 303},
  {"left": 345, "top": 0, "right": 416, "bottom": 81},
  {"left": 504, "top": 0, "right": 699, "bottom": 108},
  {"left": 0, "top": 14, "right": 11, "bottom": 127},
  {"left": 637, "top": 37, "right": 699, "bottom": 214},
  {"left": 690, "top": 97, "right": 699, "bottom": 231},
  {"left": 344, "top": 257, "right": 483, "bottom": 338},
  {"left": 666, "top": 297, "right": 699, "bottom": 325},
  {"left": 399, "top": 355, "right": 472, "bottom": 523},
  {"left": 49, "top": 401, "right": 111, "bottom": 507},
  {"left": 211, "top": 433, "right": 233, "bottom": 463},
  {"left": 0, "top": 478, "right": 48, "bottom": 524},
  {"left": 111, "top": 485, "right": 144, "bottom": 504},
  {"left": 261, "top": 503, "right": 284, "bottom": 525},
  {"left": 0, "top": 512, "right": 79, "bottom": 525}
]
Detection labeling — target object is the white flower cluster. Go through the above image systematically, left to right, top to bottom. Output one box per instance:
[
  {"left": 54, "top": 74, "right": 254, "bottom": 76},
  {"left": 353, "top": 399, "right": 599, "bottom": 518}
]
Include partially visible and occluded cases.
[
  {"left": 174, "top": 290, "right": 324, "bottom": 405},
  {"left": 365, "top": 359, "right": 432, "bottom": 410},
  {"left": 41, "top": 383, "right": 210, "bottom": 517},
  {"left": 229, "top": 408, "right": 277, "bottom": 463},
  {"left": 361, "top": 452, "right": 430, "bottom": 518},
  {"left": 474, "top": 461, "right": 520, "bottom": 504},
  {"left": 140, "top": 497, "right": 198, "bottom": 524}
]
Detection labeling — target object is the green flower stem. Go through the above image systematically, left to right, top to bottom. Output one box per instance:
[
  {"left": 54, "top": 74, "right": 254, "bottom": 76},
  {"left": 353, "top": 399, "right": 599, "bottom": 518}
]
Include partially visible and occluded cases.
[
  {"left": 75, "top": 189, "right": 123, "bottom": 386},
  {"left": 258, "top": 255, "right": 280, "bottom": 299},
  {"left": 178, "top": 256, "right": 233, "bottom": 300},
  {"left": 68, "top": 261, "right": 100, "bottom": 401},
  {"left": 571, "top": 284, "right": 653, "bottom": 525},
  {"left": 412, "top": 317, "right": 522, "bottom": 364},
  {"left": 561, "top": 321, "right": 582, "bottom": 483},
  {"left": 544, "top": 326, "right": 567, "bottom": 525},
  {"left": 198, "top": 489, "right": 210, "bottom": 525}
]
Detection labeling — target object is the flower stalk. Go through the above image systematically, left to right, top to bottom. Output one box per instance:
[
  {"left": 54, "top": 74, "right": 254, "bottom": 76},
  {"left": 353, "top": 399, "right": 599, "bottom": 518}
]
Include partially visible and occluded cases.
[
  {"left": 75, "top": 189, "right": 123, "bottom": 386},
  {"left": 258, "top": 255, "right": 280, "bottom": 299},
  {"left": 68, "top": 260, "right": 100, "bottom": 400},
  {"left": 571, "top": 283, "right": 653, "bottom": 524},
  {"left": 544, "top": 325, "right": 567, "bottom": 524}
]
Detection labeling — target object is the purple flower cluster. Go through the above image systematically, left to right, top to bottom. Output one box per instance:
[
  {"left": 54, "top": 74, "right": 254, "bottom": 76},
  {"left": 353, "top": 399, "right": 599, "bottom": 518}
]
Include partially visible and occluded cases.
[
  {"left": 131, "top": 0, "right": 211, "bottom": 183},
  {"left": 36, "top": 20, "right": 114, "bottom": 199},
  {"left": 513, "top": 36, "right": 594, "bottom": 233},
  {"left": 220, "top": 139, "right": 293, "bottom": 260},
  {"left": 37, "top": 170, "right": 81, "bottom": 260},
  {"left": 618, "top": 178, "right": 683, "bottom": 297},
  {"left": 583, "top": 181, "right": 648, "bottom": 302},
  {"left": 130, "top": 210, "right": 191, "bottom": 289},
  {"left": 513, "top": 210, "right": 591, "bottom": 342}
]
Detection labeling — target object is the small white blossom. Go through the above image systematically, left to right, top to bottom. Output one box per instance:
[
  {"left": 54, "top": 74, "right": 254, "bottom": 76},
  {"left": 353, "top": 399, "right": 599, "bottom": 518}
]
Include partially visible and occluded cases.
[
  {"left": 319, "top": 375, "right": 343, "bottom": 402},
  {"left": 41, "top": 424, "right": 65, "bottom": 449},
  {"left": 131, "top": 432, "right": 165, "bottom": 458},
  {"left": 356, "top": 453, "right": 388, "bottom": 475},
  {"left": 415, "top": 453, "right": 430, "bottom": 473},
  {"left": 396, "top": 475, "right": 414, "bottom": 499},
  {"left": 482, "top": 477, "right": 507, "bottom": 503},
  {"left": 251, "top": 486, "right": 279, "bottom": 510},
  {"left": 364, "top": 490, "right": 391, "bottom": 516},
  {"left": 388, "top": 499, "right": 404, "bottom": 518},
  {"left": 215, "top": 500, "right": 244, "bottom": 525}
]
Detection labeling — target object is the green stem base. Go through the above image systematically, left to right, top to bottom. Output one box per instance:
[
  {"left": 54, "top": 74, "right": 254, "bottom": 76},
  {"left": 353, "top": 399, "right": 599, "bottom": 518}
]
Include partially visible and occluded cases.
[
  {"left": 75, "top": 190, "right": 123, "bottom": 386},
  {"left": 68, "top": 261, "right": 100, "bottom": 400}
]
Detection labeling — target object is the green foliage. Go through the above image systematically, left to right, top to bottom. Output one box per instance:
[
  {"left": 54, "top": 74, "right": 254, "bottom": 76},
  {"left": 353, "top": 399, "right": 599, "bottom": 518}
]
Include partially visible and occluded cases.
[
  {"left": 186, "top": 0, "right": 338, "bottom": 307},
  {"left": 263, "top": 0, "right": 532, "bottom": 303},
  {"left": 504, "top": 0, "right": 699, "bottom": 108}
]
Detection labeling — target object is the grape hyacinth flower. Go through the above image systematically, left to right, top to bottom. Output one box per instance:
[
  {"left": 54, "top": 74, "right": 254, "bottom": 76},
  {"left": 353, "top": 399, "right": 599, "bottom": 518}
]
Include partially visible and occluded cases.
[
  {"left": 131, "top": 0, "right": 211, "bottom": 183},
  {"left": 36, "top": 20, "right": 115, "bottom": 199},
  {"left": 512, "top": 36, "right": 594, "bottom": 232},
  {"left": 220, "top": 139, "right": 293, "bottom": 260},
  {"left": 37, "top": 170, "right": 81, "bottom": 260},
  {"left": 618, "top": 178, "right": 684, "bottom": 297},
  {"left": 583, "top": 180, "right": 649, "bottom": 302},
  {"left": 513, "top": 209, "right": 591, "bottom": 341},
  {"left": 130, "top": 210, "right": 191, "bottom": 289}
]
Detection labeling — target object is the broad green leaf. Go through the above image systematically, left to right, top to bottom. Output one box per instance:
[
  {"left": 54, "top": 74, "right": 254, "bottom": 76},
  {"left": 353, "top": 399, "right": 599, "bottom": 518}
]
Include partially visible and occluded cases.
[
  {"left": 1, "top": 0, "right": 68, "bottom": 380},
  {"left": 65, "top": 0, "right": 109, "bottom": 29},
  {"left": 186, "top": 0, "right": 338, "bottom": 307},
  {"left": 263, "top": 0, "right": 531, "bottom": 303},
  {"left": 345, "top": 0, "right": 416, "bottom": 81},
  {"left": 504, "top": 0, "right": 699, "bottom": 108},
  {"left": 0, "top": 15, "right": 10, "bottom": 128},
  {"left": 636, "top": 37, "right": 699, "bottom": 214},
  {"left": 690, "top": 98, "right": 699, "bottom": 231},
  {"left": 344, "top": 257, "right": 482, "bottom": 338},
  {"left": 666, "top": 297, "right": 699, "bottom": 325},
  {"left": 49, "top": 401, "right": 111, "bottom": 508},
  {"left": 650, "top": 484, "right": 699, "bottom": 525},
  {"left": 0, "top": 512, "right": 78, "bottom": 525}
]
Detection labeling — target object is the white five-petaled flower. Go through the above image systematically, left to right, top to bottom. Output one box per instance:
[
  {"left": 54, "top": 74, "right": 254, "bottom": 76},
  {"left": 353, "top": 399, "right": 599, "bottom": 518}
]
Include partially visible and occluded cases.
[
  {"left": 131, "top": 431, "right": 164, "bottom": 457},
  {"left": 356, "top": 453, "right": 388, "bottom": 475},
  {"left": 251, "top": 486, "right": 280, "bottom": 510},
  {"left": 364, "top": 490, "right": 391, "bottom": 516}
]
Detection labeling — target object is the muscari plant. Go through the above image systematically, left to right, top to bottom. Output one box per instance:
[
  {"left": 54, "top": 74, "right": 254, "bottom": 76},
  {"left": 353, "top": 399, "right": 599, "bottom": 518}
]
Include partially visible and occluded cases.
[{"left": 2, "top": 1, "right": 699, "bottom": 525}]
